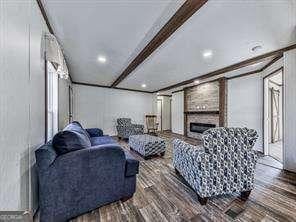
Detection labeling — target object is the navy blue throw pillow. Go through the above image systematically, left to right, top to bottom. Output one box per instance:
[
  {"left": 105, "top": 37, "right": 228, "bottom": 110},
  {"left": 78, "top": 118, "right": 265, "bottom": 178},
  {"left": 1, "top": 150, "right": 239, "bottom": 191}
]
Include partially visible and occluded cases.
[
  {"left": 64, "top": 121, "right": 91, "bottom": 140},
  {"left": 52, "top": 130, "right": 91, "bottom": 155}
]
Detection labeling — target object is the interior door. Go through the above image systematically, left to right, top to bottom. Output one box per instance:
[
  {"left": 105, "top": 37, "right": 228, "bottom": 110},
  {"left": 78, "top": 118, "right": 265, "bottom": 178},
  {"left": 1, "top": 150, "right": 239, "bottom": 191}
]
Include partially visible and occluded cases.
[
  {"left": 271, "top": 88, "right": 280, "bottom": 143},
  {"left": 157, "top": 100, "right": 162, "bottom": 131}
]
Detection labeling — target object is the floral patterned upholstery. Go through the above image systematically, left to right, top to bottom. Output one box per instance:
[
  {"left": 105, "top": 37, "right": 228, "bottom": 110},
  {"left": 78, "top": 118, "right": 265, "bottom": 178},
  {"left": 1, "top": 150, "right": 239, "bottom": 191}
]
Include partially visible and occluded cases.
[
  {"left": 116, "top": 118, "right": 144, "bottom": 139},
  {"left": 173, "top": 127, "right": 258, "bottom": 198}
]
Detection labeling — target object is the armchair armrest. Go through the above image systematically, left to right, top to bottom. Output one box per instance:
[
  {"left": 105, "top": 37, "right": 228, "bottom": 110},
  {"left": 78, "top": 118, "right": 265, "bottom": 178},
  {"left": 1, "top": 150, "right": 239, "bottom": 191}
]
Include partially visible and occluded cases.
[
  {"left": 132, "top": 124, "right": 144, "bottom": 129},
  {"left": 86, "top": 128, "right": 103, "bottom": 137},
  {"left": 173, "top": 139, "right": 207, "bottom": 174}
]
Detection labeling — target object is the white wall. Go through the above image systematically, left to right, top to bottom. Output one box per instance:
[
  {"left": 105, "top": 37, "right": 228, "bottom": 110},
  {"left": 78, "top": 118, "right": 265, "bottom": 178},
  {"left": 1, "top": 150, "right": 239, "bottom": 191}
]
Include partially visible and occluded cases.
[
  {"left": 0, "top": 0, "right": 48, "bottom": 212},
  {"left": 284, "top": 49, "right": 296, "bottom": 173},
  {"left": 227, "top": 75, "right": 263, "bottom": 151},
  {"left": 73, "top": 84, "right": 156, "bottom": 135},
  {"left": 171, "top": 91, "right": 184, "bottom": 135},
  {"left": 157, "top": 96, "right": 171, "bottom": 131}
]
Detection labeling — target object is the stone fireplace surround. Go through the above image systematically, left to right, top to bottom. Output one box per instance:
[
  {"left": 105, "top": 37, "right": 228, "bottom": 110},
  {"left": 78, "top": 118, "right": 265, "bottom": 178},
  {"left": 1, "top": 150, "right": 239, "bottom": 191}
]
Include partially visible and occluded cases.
[
  {"left": 184, "top": 78, "right": 227, "bottom": 140},
  {"left": 186, "top": 114, "right": 219, "bottom": 139}
]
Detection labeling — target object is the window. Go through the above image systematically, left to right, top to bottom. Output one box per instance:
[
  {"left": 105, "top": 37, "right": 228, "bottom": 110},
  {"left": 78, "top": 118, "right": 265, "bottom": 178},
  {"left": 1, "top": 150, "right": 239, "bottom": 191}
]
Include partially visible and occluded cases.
[{"left": 46, "top": 62, "right": 58, "bottom": 141}]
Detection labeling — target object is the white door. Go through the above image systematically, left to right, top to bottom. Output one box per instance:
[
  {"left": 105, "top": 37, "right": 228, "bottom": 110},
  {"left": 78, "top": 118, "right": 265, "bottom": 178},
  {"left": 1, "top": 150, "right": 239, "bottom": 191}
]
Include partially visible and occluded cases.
[{"left": 157, "top": 100, "right": 162, "bottom": 131}]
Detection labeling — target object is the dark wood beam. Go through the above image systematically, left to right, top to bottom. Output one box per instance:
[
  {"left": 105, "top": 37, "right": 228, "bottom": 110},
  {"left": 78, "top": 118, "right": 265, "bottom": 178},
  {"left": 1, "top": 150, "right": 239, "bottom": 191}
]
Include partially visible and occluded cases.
[
  {"left": 111, "top": 0, "right": 208, "bottom": 87},
  {"left": 155, "top": 43, "right": 296, "bottom": 92},
  {"left": 226, "top": 55, "right": 283, "bottom": 80},
  {"left": 260, "top": 55, "right": 283, "bottom": 71},
  {"left": 226, "top": 69, "right": 261, "bottom": 80},
  {"left": 73, "top": 81, "right": 153, "bottom": 94},
  {"left": 172, "top": 89, "right": 184, "bottom": 94},
  {"left": 157, "top": 94, "right": 172, "bottom": 97}
]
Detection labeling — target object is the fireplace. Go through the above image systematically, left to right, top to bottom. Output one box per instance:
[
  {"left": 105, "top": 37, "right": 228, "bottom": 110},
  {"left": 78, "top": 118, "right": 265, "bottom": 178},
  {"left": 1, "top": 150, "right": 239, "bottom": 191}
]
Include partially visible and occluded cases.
[{"left": 190, "top": 122, "right": 216, "bottom": 133}]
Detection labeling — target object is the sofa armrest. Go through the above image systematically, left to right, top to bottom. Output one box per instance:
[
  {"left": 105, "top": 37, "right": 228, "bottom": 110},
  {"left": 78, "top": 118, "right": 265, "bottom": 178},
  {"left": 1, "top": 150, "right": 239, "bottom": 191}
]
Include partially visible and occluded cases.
[
  {"left": 85, "top": 128, "right": 103, "bottom": 137},
  {"left": 35, "top": 144, "right": 57, "bottom": 172},
  {"left": 50, "top": 144, "right": 124, "bottom": 170},
  {"left": 42, "top": 145, "right": 126, "bottom": 190},
  {"left": 124, "top": 151, "right": 139, "bottom": 177}
]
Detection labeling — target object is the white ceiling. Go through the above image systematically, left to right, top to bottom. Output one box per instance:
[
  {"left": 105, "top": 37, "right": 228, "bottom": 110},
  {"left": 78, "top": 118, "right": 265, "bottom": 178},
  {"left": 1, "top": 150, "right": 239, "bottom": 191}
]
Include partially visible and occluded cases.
[
  {"left": 42, "top": 0, "right": 184, "bottom": 85},
  {"left": 43, "top": 0, "right": 296, "bottom": 91},
  {"left": 118, "top": 0, "right": 296, "bottom": 91},
  {"left": 157, "top": 57, "right": 275, "bottom": 95}
]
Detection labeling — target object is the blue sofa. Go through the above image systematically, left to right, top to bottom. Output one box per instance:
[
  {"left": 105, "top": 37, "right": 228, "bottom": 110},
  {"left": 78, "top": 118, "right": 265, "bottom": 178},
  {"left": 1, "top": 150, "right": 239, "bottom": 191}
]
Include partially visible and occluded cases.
[{"left": 35, "top": 122, "right": 139, "bottom": 222}]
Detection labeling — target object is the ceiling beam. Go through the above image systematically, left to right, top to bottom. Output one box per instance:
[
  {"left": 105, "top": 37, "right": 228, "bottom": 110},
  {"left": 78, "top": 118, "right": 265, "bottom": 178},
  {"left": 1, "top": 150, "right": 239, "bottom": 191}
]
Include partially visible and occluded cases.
[
  {"left": 111, "top": 0, "right": 208, "bottom": 87},
  {"left": 155, "top": 43, "right": 296, "bottom": 92},
  {"left": 260, "top": 54, "right": 283, "bottom": 71},
  {"left": 226, "top": 69, "right": 261, "bottom": 80},
  {"left": 73, "top": 81, "right": 153, "bottom": 94}
]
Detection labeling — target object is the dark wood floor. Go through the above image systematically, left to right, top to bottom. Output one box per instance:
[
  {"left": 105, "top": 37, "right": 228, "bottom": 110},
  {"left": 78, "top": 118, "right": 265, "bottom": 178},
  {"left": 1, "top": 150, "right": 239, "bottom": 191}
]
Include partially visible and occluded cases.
[{"left": 71, "top": 132, "right": 296, "bottom": 222}]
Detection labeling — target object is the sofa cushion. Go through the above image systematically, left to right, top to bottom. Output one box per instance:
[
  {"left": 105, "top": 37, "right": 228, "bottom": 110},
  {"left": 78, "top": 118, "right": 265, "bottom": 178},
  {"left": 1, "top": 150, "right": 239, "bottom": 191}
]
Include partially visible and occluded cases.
[
  {"left": 65, "top": 121, "right": 91, "bottom": 140},
  {"left": 86, "top": 128, "right": 103, "bottom": 137},
  {"left": 52, "top": 130, "right": 91, "bottom": 155},
  {"left": 90, "top": 136, "right": 117, "bottom": 146},
  {"left": 124, "top": 151, "right": 139, "bottom": 177}
]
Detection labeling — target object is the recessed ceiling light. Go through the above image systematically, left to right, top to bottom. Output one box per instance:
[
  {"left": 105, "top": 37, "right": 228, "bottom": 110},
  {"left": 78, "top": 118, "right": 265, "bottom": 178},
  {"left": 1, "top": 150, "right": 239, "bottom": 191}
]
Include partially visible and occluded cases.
[
  {"left": 251, "top": 45, "right": 262, "bottom": 52},
  {"left": 203, "top": 50, "right": 213, "bottom": 58},
  {"left": 97, "top": 55, "right": 107, "bottom": 63},
  {"left": 194, "top": 80, "right": 200, "bottom": 84},
  {"left": 141, "top": 84, "right": 146, "bottom": 88},
  {"left": 156, "top": 92, "right": 160, "bottom": 95}
]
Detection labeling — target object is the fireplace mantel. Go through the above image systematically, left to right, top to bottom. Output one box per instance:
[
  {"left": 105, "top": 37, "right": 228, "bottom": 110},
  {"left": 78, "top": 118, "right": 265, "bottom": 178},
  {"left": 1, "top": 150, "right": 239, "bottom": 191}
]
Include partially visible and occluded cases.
[{"left": 184, "top": 111, "right": 219, "bottom": 115}]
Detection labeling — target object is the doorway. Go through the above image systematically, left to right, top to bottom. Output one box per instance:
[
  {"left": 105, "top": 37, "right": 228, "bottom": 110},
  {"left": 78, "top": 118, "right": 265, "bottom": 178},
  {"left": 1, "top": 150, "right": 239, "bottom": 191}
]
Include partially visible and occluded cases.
[
  {"left": 263, "top": 69, "right": 283, "bottom": 166},
  {"left": 157, "top": 99, "right": 162, "bottom": 131}
]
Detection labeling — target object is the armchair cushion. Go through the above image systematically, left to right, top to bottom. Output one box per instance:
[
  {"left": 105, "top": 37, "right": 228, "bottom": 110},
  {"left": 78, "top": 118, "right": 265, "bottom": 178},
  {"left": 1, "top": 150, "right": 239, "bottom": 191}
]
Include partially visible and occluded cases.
[
  {"left": 86, "top": 128, "right": 104, "bottom": 137},
  {"left": 52, "top": 130, "right": 91, "bottom": 155}
]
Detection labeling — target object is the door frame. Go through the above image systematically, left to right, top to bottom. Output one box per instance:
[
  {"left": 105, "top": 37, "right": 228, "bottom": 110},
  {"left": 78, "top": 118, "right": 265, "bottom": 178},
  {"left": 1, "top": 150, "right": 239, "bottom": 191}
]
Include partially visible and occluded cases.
[
  {"left": 263, "top": 67, "right": 284, "bottom": 158},
  {"left": 270, "top": 87, "right": 280, "bottom": 143},
  {"left": 157, "top": 99, "right": 163, "bottom": 131}
]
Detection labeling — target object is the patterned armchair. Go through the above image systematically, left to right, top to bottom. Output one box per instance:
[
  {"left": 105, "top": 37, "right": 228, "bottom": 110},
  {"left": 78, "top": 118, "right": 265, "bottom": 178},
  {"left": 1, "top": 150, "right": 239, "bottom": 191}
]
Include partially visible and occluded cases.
[
  {"left": 116, "top": 118, "right": 144, "bottom": 139},
  {"left": 173, "top": 127, "right": 258, "bottom": 205}
]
